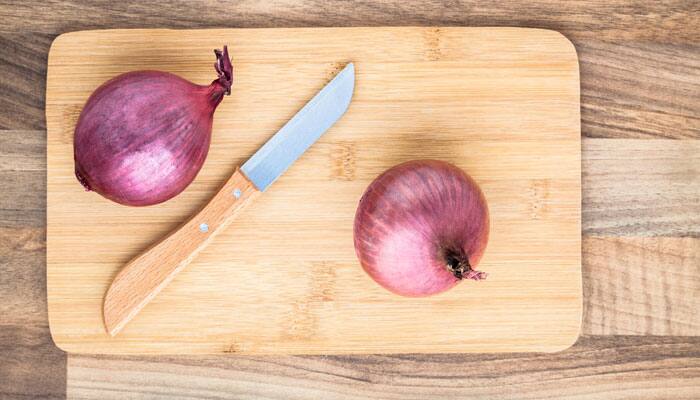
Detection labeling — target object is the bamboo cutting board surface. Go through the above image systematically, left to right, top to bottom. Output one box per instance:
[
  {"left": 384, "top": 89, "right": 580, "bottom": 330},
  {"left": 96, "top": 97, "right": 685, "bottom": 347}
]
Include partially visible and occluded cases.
[{"left": 46, "top": 27, "right": 581, "bottom": 354}]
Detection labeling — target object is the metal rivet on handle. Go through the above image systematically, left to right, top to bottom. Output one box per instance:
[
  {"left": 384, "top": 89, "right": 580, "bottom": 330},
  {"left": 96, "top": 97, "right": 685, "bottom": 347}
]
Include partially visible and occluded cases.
[
  {"left": 233, "top": 188, "right": 242, "bottom": 199},
  {"left": 199, "top": 223, "right": 209, "bottom": 233}
]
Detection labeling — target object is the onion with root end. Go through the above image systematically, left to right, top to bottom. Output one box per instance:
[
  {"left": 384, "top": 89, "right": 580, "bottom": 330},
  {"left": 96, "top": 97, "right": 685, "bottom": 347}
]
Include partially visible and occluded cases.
[{"left": 354, "top": 160, "right": 489, "bottom": 297}]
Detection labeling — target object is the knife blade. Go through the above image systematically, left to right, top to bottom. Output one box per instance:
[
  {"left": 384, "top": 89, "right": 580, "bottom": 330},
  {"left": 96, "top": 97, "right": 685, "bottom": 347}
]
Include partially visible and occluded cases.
[
  {"left": 103, "top": 63, "right": 355, "bottom": 336},
  {"left": 242, "top": 63, "right": 355, "bottom": 191}
]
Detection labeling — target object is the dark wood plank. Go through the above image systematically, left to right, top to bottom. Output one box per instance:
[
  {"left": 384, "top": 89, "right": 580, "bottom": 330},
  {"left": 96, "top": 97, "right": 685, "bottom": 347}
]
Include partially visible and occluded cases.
[
  {"left": 0, "top": 0, "right": 698, "bottom": 138},
  {"left": 1, "top": 0, "right": 697, "bottom": 40},
  {"left": 0, "top": 33, "right": 52, "bottom": 131},
  {"left": 0, "top": 130, "right": 65, "bottom": 400},
  {"left": 0, "top": 131, "right": 46, "bottom": 228},
  {"left": 583, "top": 139, "right": 700, "bottom": 236},
  {"left": 0, "top": 224, "right": 66, "bottom": 400},
  {"left": 583, "top": 237, "right": 699, "bottom": 335},
  {"left": 0, "top": 324, "right": 66, "bottom": 400},
  {"left": 67, "top": 336, "right": 699, "bottom": 399}
]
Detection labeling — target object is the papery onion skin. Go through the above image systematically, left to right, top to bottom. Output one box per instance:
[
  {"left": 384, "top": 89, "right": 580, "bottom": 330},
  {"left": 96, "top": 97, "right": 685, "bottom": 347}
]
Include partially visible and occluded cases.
[
  {"left": 73, "top": 46, "right": 234, "bottom": 206},
  {"left": 353, "top": 160, "right": 489, "bottom": 297}
]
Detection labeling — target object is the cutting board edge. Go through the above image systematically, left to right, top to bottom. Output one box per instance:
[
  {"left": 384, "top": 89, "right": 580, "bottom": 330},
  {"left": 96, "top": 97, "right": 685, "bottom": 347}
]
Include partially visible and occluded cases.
[
  {"left": 46, "top": 26, "right": 583, "bottom": 355},
  {"left": 47, "top": 26, "right": 578, "bottom": 46},
  {"left": 47, "top": 275, "right": 584, "bottom": 355},
  {"left": 49, "top": 332, "right": 583, "bottom": 355}
]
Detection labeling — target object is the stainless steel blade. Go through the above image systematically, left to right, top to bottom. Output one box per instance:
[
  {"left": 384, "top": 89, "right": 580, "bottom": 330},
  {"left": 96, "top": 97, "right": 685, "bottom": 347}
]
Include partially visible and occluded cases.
[{"left": 241, "top": 63, "right": 355, "bottom": 191}]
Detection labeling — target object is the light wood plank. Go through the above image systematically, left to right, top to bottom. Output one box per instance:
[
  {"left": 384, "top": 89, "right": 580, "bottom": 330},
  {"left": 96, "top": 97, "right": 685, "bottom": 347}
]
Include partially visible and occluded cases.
[
  {"left": 46, "top": 27, "right": 582, "bottom": 354},
  {"left": 579, "top": 40, "right": 699, "bottom": 139},
  {"left": 583, "top": 139, "right": 700, "bottom": 237},
  {"left": 104, "top": 170, "right": 260, "bottom": 336},
  {"left": 583, "top": 237, "right": 699, "bottom": 335},
  {"left": 67, "top": 336, "right": 700, "bottom": 400}
]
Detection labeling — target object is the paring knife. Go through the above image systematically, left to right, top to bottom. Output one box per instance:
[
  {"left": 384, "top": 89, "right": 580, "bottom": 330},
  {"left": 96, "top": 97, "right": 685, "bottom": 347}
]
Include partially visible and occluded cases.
[{"left": 103, "top": 63, "right": 355, "bottom": 336}]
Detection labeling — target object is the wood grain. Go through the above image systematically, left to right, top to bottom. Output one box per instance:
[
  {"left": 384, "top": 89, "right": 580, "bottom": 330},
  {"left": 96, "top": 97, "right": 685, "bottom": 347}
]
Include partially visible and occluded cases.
[
  {"left": 0, "top": 0, "right": 698, "bottom": 397},
  {"left": 1, "top": 0, "right": 697, "bottom": 40},
  {"left": 0, "top": 1, "right": 698, "bottom": 138},
  {"left": 46, "top": 27, "right": 582, "bottom": 354},
  {"left": 0, "top": 33, "right": 53, "bottom": 131},
  {"left": 579, "top": 41, "right": 699, "bottom": 140},
  {"left": 0, "top": 130, "right": 66, "bottom": 400},
  {"left": 0, "top": 131, "right": 46, "bottom": 229},
  {"left": 2, "top": 133, "right": 693, "bottom": 398},
  {"left": 582, "top": 139, "right": 700, "bottom": 237},
  {"left": 104, "top": 170, "right": 260, "bottom": 336},
  {"left": 583, "top": 237, "right": 700, "bottom": 336},
  {"left": 0, "top": 324, "right": 66, "bottom": 400},
  {"left": 66, "top": 336, "right": 700, "bottom": 400}
]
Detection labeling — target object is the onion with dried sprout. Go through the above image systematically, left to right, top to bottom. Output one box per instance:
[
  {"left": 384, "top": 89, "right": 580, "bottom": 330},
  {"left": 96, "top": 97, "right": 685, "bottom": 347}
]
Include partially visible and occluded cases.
[{"left": 73, "top": 46, "right": 234, "bottom": 206}]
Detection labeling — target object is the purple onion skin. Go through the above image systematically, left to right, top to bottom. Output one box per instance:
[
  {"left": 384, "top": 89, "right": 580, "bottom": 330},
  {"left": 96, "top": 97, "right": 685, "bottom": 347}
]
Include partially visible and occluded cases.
[
  {"left": 74, "top": 47, "right": 233, "bottom": 206},
  {"left": 353, "top": 160, "right": 489, "bottom": 297}
]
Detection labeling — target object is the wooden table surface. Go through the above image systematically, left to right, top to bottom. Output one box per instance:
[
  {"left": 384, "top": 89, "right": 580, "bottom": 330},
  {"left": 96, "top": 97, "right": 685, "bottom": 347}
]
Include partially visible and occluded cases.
[{"left": 0, "top": 1, "right": 698, "bottom": 399}]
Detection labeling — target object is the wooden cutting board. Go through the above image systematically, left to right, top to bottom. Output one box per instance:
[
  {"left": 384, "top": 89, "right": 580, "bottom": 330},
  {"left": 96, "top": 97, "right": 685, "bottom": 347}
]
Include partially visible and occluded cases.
[{"left": 46, "top": 27, "right": 581, "bottom": 354}]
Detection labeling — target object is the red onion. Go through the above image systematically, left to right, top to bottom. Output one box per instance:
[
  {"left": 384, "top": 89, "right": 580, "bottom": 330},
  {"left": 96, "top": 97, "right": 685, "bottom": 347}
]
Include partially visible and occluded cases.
[
  {"left": 73, "top": 46, "right": 233, "bottom": 206},
  {"left": 353, "top": 160, "right": 489, "bottom": 297}
]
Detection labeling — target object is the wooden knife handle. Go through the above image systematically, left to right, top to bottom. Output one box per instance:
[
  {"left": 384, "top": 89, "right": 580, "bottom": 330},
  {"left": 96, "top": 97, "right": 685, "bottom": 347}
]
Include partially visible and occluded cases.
[{"left": 103, "top": 168, "right": 260, "bottom": 336}]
